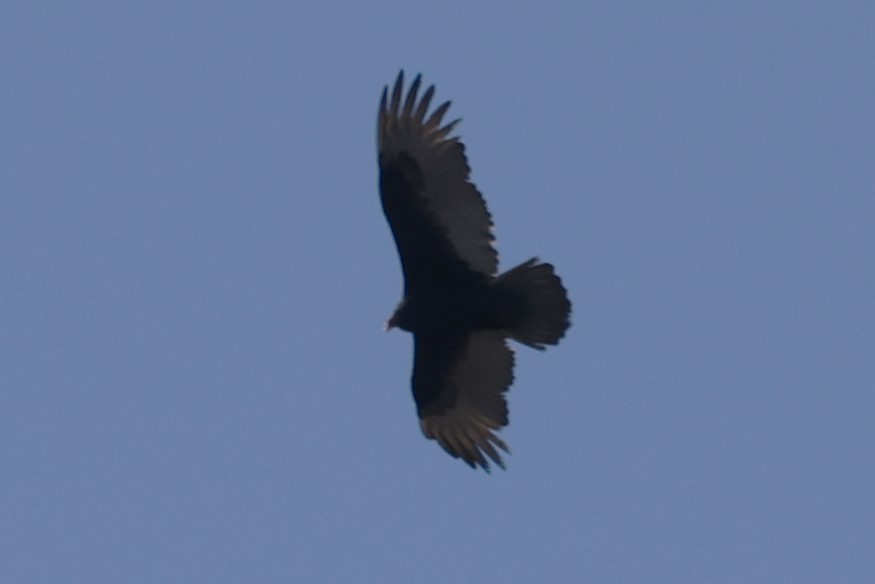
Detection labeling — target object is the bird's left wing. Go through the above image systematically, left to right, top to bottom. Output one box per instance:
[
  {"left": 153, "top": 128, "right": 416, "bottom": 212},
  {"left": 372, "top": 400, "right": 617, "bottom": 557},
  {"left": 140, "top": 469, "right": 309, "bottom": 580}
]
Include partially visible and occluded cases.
[{"left": 378, "top": 71, "right": 498, "bottom": 289}]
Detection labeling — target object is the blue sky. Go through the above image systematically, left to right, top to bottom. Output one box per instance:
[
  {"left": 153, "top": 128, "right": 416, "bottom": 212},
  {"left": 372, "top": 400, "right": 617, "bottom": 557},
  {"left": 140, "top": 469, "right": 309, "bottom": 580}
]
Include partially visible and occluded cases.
[{"left": 2, "top": 2, "right": 873, "bottom": 582}]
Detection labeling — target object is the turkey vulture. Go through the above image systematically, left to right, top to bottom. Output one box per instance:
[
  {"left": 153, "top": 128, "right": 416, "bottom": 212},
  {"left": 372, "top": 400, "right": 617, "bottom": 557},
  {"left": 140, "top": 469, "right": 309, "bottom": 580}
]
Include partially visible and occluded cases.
[{"left": 377, "top": 72, "right": 571, "bottom": 471}]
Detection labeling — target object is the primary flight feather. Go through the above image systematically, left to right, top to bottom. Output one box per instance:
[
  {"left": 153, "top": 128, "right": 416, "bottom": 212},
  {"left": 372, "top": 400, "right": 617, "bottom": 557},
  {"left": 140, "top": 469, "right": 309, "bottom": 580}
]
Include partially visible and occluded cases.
[{"left": 378, "top": 71, "right": 572, "bottom": 471}]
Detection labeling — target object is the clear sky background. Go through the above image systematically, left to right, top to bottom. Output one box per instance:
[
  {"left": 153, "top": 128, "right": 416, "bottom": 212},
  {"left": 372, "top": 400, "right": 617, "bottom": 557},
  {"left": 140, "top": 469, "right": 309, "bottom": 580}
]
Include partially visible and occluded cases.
[{"left": 2, "top": 2, "right": 873, "bottom": 582}]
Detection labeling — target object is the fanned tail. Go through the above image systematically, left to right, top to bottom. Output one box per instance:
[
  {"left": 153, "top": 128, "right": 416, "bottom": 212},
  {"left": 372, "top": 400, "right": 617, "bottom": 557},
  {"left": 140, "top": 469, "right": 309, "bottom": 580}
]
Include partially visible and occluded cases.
[{"left": 494, "top": 258, "right": 571, "bottom": 350}]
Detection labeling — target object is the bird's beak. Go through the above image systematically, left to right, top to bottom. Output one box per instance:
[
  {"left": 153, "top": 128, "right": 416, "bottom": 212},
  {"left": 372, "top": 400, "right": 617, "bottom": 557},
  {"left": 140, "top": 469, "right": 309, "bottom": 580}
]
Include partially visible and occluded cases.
[{"left": 385, "top": 301, "right": 405, "bottom": 332}]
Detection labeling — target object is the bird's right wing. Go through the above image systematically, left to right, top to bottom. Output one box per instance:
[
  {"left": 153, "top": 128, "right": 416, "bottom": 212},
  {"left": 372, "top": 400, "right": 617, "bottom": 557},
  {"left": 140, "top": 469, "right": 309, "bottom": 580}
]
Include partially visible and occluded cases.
[{"left": 412, "top": 330, "right": 514, "bottom": 471}]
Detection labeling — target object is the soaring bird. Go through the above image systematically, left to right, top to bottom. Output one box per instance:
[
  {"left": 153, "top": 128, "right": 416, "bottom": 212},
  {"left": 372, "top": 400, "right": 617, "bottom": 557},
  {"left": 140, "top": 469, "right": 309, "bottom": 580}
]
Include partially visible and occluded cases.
[{"left": 378, "top": 72, "right": 571, "bottom": 471}]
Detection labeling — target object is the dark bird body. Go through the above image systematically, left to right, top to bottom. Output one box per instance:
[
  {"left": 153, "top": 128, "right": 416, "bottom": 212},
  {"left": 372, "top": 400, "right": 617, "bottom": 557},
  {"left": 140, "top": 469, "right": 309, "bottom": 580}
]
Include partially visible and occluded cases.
[{"left": 378, "top": 72, "right": 571, "bottom": 470}]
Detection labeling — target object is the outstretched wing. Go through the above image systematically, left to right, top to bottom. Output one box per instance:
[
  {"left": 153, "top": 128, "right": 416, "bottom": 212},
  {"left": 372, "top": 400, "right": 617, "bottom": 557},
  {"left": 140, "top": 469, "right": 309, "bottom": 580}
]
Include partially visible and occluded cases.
[
  {"left": 378, "top": 71, "right": 498, "bottom": 293},
  {"left": 413, "top": 330, "right": 514, "bottom": 471}
]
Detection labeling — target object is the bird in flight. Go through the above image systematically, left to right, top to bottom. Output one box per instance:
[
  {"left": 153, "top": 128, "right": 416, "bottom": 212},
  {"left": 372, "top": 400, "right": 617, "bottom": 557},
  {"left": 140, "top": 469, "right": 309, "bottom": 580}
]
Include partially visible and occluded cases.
[{"left": 377, "top": 71, "right": 572, "bottom": 471}]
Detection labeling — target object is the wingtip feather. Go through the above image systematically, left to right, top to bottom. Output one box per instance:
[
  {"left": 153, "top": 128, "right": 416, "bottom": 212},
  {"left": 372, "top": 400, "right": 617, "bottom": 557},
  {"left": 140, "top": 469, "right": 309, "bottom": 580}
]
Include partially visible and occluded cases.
[
  {"left": 390, "top": 70, "right": 404, "bottom": 115},
  {"left": 403, "top": 74, "right": 421, "bottom": 117}
]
